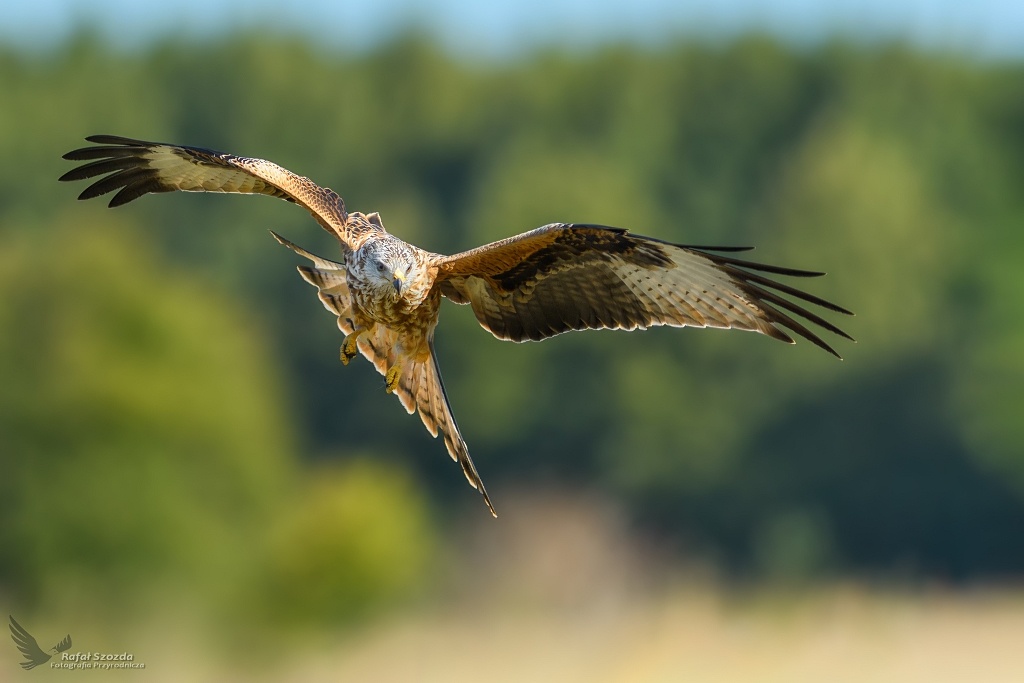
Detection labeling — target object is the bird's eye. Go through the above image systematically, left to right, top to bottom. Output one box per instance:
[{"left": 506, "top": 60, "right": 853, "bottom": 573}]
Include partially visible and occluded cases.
[{"left": 376, "top": 261, "right": 386, "bottom": 272}]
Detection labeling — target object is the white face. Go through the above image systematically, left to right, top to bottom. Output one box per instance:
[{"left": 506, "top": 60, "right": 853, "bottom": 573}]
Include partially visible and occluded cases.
[{"left": 356, "top": 241, "right": 414, "bottom": 298}]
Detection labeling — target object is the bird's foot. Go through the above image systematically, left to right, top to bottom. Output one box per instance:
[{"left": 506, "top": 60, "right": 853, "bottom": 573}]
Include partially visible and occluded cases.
[
  {"left": 340, "top": 333, "right": 361, "bottom": 365},
  {"left": 385, "top": 362, "right": 402, "bottom": 394}
]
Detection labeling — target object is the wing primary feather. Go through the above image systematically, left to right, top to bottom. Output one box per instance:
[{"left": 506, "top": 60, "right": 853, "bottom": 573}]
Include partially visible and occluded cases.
[
  {"left": 84, "top": 134, "right": 147, "bottom": 146},
  {"left": 62, "top": 145, "right": 147, "bottom": 161},
  {"left": 58, "top": 156, "right": 146, "bottom": 182},
  {"left": 78, "top": 168, "right": 150, "bottom": 200},
  {"left": 109, "top": 177, "right": 173, "bottom": 208},
  {"left": 677, "top": 245, "right": 754, "bottom": 252},
  {"left": 693, "top": 250, "right": 826, "bottom": 277},
  {"left": 720, "top": 265, "right": 854, "bottom": 315},
  {"left": 742, "top": 281, "right": 855, "bottom": 341},
  {"left": 759, "top": 302, "right": 843, "bottom": 359},
  {"left": 760, "top": 321, "right": 796, "bottom": 344}
]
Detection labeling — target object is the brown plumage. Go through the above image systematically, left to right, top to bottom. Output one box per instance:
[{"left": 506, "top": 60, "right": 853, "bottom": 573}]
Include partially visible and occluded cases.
[{"left": 61, "top": 135, "right": 854, "bottom": 517}]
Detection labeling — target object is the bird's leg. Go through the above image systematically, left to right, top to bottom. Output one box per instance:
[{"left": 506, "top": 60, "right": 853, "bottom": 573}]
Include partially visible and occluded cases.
[
  {"left": 340, "top": 327, "right": 367, "bottom": 365},
  {"left": 384, "top": 346, "right": 405, "bottom": 394},
  {"left": 384, "top": 361, "right": 403, "bottom": 394}
]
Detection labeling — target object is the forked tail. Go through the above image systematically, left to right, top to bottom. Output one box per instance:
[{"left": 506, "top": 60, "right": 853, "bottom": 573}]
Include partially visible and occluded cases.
[{"left": 397, "top": 341, "right": 495, "bottom": 517}]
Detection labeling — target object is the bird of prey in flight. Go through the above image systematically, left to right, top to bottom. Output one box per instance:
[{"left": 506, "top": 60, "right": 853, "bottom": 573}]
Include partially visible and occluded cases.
[
  {"left": 61, "top": 135, "right": 853, "bottom": 517},
  {"left": 9, "top": 616, "right": 72, "bottom": 670}
]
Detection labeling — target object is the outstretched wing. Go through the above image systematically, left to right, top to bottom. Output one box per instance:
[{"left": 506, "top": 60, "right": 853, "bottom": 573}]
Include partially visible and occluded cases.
[
  {"left": 60, "top": 135, "right": 375, "bottom": 251},
  {"left": 435, "top": 223, "right": 853, "bottom": 357},
  {"left": 272, "top": 232, "right": 496, "bottom": 515},
  {"left": 9, "top": 616, "right": 51, "bottom": 670},
  {"left": 54, "top": 634, "right": 72, "bottom": 653}
]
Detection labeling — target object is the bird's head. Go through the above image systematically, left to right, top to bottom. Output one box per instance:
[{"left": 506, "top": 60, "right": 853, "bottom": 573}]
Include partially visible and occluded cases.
[{"left": 355, "top": 237, "right": 417, "bottom": 299}]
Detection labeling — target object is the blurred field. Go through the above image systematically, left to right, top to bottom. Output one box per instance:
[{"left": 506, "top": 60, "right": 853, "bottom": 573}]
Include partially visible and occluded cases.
[
  {"left": 5, "top": 492, "right": 1023, "bottom": 682},
  {"left": 298, "top": 493, "right": 1024, "bottom": 683},
  {"left": 299, "top": 587, "right": 1024, "bottom": 683},
  {"left": 8, "top": 589, "right": 1023, "bottom": 682}
]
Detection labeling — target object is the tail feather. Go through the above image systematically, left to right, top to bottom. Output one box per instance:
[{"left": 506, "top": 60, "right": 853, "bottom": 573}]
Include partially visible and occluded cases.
[
  {"left": 270, "top": 231, "right": 345, "bottom": 271},
  {"left": 271, "top": 232, "right": 356, "bottom": 332},
  {"left": 356, "top": 325, "right": 395, "bottom": 376},
  {"left": 374, "top": 339, "right": 495, "bottom": 516},
  {"left": 426, "top": 340, "right": 495, "bottom": 517},
  {"left": 405, "top": 362, "right": 438, "bottom": 434},
  {"left": 394, "top": 363, "right": 419, "bottom": 416}
]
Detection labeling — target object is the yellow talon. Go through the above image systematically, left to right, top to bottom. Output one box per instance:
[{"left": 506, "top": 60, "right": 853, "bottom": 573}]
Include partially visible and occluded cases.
[
  {"left": 340, "top": 334, "right": 360, "bottom": 365},
  {"left": 385, "top": 363, "right": 402, "bottom": 394}
]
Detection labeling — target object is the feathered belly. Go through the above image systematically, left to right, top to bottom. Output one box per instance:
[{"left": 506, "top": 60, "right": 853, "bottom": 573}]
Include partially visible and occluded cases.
[{"left": 351, "top": 286, "right": 440, "bottom": 342}]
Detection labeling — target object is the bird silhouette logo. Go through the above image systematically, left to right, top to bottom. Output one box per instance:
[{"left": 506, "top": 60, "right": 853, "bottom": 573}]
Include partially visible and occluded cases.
[{"left": 8, "top": 616, "right": 72, "bottom": 670}]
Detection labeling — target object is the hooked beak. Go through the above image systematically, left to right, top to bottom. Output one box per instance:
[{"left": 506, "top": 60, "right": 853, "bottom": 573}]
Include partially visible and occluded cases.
[{"left": 392, "top": 269, "right": 406, "bottom": 295}]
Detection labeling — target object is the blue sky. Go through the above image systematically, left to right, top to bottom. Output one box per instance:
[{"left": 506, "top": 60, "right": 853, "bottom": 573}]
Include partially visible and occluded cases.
[{"left": 2, "top": 0, "right": 1023, "bottom": 58}]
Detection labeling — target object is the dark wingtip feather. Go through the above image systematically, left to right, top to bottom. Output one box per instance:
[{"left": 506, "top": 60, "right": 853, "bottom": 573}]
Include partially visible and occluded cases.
[
  {"left": 84, "top": 134, "right": 147, "bottom": 146},
  {"left": 63, "top": 145, "right": 149, "bottom": 161},
  {"left": 59, "top": 156, "right": 145, "bottom": 183},
  {"left": 77, "top": 168, "right": 145, "bottom": 201},
  {"left": 108, "top": 177, "right": 171, "bottom": 207},
  {"left": 107, "top": 184, "right": 143, "bottom": 208},
  {"left": 635, "top": 232, "right": 756, "bottom": 253},
  {"left": 680, "top": 245, "right": 755, "bottom": 252},
  {"left": 699, "top": 251, "right": 826, "bottom": 277},
  {"left": 714, "top": 262, "right": 853, "bottom": 358},
  {"left": 720, "top": 265, "right": 855, "bottom": 316},
  {"left": 743, "top": 281, "right": 855, "bottom": 342},
  {"left": 764, "top": 303, "right": 843, "bottom": 359},
  {"left": 760, "top": 320, "right": 796, "bottom": 345},
  {"left": 788, "top": 325, "right": 843, "bottom": 359}
]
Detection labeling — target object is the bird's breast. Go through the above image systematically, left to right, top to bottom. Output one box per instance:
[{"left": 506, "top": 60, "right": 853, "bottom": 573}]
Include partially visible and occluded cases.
[{"left": 350, "top": 280, "right": 438, "bottom": 329}]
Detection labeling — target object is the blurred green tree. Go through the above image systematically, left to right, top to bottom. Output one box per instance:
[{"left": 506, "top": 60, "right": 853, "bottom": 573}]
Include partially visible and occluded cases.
[
  {"left": 1, "top": 34, "right": 1022, "bottom": 581},
  {"left": 0, "top": 218, "right": 438, "bottom": 621},
  {"left": 0, "top": 219, "right": 292, "bottom": 602},
  {"left": 259, "top": 460, "right": 436, "bottom": 625}
]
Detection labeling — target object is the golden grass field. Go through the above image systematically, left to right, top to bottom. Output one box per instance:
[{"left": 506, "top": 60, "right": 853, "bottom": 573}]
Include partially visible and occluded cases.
[{"left": 288, "top": 587, "right": 1024, "bottom": 683}]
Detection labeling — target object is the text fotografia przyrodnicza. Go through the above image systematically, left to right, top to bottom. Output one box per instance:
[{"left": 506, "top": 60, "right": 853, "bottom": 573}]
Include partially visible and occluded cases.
[{"left": 51, "top": 652, "right": 145, "bottom": 669}]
